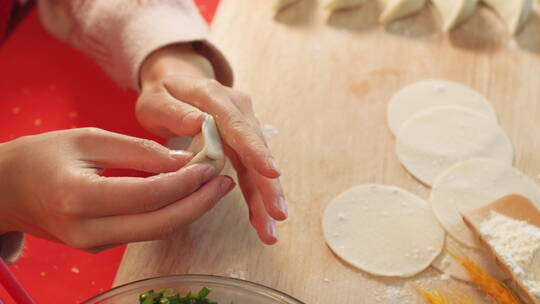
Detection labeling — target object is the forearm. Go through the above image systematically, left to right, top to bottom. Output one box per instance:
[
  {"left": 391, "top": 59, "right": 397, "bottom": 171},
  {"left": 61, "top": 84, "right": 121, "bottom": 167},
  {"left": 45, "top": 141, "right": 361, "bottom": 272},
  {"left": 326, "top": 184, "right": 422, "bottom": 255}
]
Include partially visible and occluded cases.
[
  {"left": 38, "top": 0, "right": 218, "bottom": 90},
  {"left": 140, "top": 43, "right": 216, "bottom": 89},
  {"left": 0, "top": 141, "right": 18, "bottom": 234},
  {"left": 0, "top": 143, "right": 24, "bottom": 263}
]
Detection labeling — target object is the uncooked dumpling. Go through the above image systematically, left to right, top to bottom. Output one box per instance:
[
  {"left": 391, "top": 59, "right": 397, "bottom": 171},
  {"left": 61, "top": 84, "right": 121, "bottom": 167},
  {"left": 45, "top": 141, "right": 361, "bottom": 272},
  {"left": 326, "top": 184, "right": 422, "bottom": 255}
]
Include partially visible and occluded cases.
[
  {"left": 274, "top": 0, "right": 301, "bottom": 11},
  {"left": 324, "top": 0, "right": 368, "bottom": 10},
  {"left": 379, "top": 0, "right": 427, "bottom": 24},
  {"left": 432, "top": 0, "right": 478, "bottom": 31},
  {"left": 482, "top": 0, "right": 533, "bottom": 35},
  {"left": 387, "top": 79, "right": 497, "bottom": 136},
  {"left": 396, "top": 106, "right": 513, "bottom": 186},
  {"left": 167, "top": 115, "right": 226, "bottom": 173},
  {"left": 186, "top": 115, "right": 226, "bottom": 172},
  {"left": 430, "top": 158, "right": 540, "bottom": 249},
  {"left": 323, "top": 184, "right": 445, "bottom": 277},
  {"left": 432, "top": 235, "right": 509, "bottom": 282}
]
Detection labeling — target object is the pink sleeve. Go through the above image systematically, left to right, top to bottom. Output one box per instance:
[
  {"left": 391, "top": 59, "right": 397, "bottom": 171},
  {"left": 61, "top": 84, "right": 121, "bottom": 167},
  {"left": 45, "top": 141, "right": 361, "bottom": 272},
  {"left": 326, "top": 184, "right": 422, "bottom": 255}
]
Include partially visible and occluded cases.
[
  {"left": 37, "top": 0, "right": 233, "bottom": 90},
  {"left": 0, "top": 232, "right": 24, "bottom": 264}
]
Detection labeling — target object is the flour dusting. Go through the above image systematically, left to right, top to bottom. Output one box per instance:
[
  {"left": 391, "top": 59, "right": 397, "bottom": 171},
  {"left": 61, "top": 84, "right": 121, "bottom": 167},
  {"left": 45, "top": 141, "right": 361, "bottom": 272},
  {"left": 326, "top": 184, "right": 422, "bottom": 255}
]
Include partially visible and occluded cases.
[
  {"left": 263, "top": 124, "right": 280, "bottom": 139},
  {"left": 480, "top": 211, "right": 540, "bottom": 300}
]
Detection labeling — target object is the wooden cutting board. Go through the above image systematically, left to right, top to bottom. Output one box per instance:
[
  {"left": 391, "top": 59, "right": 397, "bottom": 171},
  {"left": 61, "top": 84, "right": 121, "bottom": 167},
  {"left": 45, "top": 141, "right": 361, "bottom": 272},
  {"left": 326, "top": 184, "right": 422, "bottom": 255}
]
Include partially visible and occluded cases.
[{"left": 114, "top": 1, "right": 540, "bottom": 303}]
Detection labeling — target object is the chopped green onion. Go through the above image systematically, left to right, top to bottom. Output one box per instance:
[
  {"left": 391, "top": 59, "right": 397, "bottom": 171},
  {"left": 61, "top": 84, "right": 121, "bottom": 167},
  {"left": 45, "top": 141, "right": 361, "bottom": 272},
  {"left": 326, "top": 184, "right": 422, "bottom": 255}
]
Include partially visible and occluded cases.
[{"left": 138, "top": 287, "right": 235, "bottom": 304}]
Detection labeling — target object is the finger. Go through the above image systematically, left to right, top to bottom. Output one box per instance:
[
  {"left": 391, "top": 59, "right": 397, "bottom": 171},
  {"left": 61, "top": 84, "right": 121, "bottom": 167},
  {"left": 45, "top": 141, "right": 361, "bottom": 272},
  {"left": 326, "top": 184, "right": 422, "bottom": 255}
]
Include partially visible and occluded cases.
[
  {"left": 164, "top": 77, "right": 281, "bottom": 178},
  {"left": 225, "top": 89, "right": 270, "bottom": 152},
  {"left": 136, "top": 91, "right": 206, "bottom": 137},
  {"left": 74, "top": 128, "right": 192, "bottom": 173},
  {"left": 227, "top": 137, "right": 288, "bottom": 221},
  {"left": 227, "top": 147, "right": 279, "bottom": 244},
  {"left": 78, "top": 164, "right": 217, "bottom": 217},
  {"left": 251, "top": 171, "right": 287, "bottom": 221},
  {"left": 240, "top": 173, "right": 279, "bottom": 245},
  {"left": 84, "top": 175, "right": 235, "bottom": 246}
]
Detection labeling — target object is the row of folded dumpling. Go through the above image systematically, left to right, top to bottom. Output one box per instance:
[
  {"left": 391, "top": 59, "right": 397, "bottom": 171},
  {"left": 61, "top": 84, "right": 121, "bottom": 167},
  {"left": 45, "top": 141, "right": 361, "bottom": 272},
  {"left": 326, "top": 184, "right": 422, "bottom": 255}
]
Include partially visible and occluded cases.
[{"left": 274, "top": 0, "right": 535, "bottom": 36}]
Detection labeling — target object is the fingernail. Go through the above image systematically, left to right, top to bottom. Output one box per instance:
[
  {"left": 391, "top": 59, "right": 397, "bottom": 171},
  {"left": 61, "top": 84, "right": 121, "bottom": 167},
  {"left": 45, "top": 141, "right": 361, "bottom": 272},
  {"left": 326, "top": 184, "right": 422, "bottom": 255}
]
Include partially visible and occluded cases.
[
  {"left": 182, "top": 112, "right": 204, "bottom": 127},
  {"left": 169, "top": 150, "right": 193, "bottom": 159},
  {"left": 266, "top": 157, "right": 282, "bottom": 175},
  {"left": 201, "top": 164, "right": 216, "bottom": 180},
  {"left": 220, "top": 177, "right": 235, "bottom": 193},
  {"left": 276, "top": 196, "right": 288, "bottom": 218},
  {"left": 268, "top": 221, "right": 279, "bottom": 241}
]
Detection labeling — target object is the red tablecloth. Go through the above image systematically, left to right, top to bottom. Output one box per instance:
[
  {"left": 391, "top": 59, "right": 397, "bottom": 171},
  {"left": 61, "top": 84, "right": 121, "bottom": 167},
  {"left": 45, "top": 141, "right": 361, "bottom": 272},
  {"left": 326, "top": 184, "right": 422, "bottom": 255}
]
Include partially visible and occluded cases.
[{"left": 0, "top": 1, "right": 219, "bottom": 303}]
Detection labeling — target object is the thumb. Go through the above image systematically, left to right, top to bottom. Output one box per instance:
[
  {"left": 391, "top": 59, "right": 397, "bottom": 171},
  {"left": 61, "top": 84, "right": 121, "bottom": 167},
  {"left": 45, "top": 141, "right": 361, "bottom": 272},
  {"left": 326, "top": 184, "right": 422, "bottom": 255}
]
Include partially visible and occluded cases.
[{"left": 137, "top": 91, "right": 206, "bottom": 137}]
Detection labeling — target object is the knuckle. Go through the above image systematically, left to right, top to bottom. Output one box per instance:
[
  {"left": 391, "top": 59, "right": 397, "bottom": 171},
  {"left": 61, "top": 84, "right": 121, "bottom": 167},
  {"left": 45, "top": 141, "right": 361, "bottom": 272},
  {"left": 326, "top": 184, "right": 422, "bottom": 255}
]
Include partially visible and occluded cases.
[
  {"left": 199, "top": 79, "right": 222, "bottom": 96},
  {"left": 230, "top": 90, "right": 255, "bottom": 114},
  {"left": 236, "top": 91, "right": 253, "bottom": 106},
  {"left": 163, "top": 102, "right": 180, "bottom": 117},
  {"left": 229, "top": 118, "right": 249, "bottom": 132},
  {"left": 72, "top": 127, "right": 104, "bottom": 147},
  {"left": 78, "top": 127, "right": 103, "bottom": 137},
  {"left": 135, "top": 138, "right": 164, "bottom": 154},
  {"left": 49, "top": 180, "right": 85, "bottom": 217},
  {"left": 198, "top": 183, "right": 223, "bottom": 206},
  {"left": 206, "top": 190, "right": 222, "bottom": 207},
  {"left": 54, "top": 196, "right": 84, "bottom": 217}
]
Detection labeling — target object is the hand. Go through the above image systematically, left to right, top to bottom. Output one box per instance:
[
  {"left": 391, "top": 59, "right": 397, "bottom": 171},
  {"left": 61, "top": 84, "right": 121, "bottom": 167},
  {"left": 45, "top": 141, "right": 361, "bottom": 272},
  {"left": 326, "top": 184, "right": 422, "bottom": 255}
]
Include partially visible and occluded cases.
[
  {"left": 136, "top": 44, "right": 287, "bottom": 244},
  {"left": 0, "top": 128, "right": 235, "bottom": 250}
]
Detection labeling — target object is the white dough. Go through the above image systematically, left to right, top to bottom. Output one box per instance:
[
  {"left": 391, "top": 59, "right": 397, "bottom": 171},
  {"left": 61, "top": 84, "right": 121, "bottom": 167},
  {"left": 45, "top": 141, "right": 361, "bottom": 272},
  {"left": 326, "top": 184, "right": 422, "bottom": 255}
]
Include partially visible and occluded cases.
[
  {"left": 273, "top": 0, "right": 300, "bottom": 11},
  {"left": 324, "top": 0, "right": 368, "bottom": 10},
  {"left": 379, "top": 0, "right": 427, "bottom": 24},
  {"left": 432, "top": 0, "right": 478, "bottom": 31},
  {"left": 482, "top": 0, "right": 533, "bottom": 35},
  {"left": 387, "top": 80, "right": 497, "bottom": 135},
  {"left": 396, "top": 106, "right": 513, "bottom": 186},
  {"left": 167, "top": 115, "right": 225, "bottom": 172},
  {"left": 187, "top": 115, "right": 225, "bottom": 172},
  {"left": 430, "top": 158, "right": 540, "bottom": 249},
  {"left": 323, "top": 184, "right": 445, "bottom": 277},
  {"left": 432, "top": 235, "right": 509, "bottom": 282}
]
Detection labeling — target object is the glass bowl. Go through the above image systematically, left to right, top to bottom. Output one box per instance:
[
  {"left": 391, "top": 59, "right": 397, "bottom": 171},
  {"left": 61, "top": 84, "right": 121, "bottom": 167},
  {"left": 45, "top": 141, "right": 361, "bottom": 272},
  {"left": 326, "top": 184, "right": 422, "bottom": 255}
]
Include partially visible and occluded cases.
[{"left": 82, "top": 274, "right": 304, "bottom": 304}]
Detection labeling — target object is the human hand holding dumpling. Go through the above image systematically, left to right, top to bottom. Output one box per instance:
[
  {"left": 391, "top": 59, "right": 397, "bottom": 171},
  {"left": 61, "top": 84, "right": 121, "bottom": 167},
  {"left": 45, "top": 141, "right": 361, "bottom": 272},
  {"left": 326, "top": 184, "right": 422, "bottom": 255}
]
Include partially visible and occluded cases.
[{"left": 136, "top": 44, "right": 288, "bottom": 245}]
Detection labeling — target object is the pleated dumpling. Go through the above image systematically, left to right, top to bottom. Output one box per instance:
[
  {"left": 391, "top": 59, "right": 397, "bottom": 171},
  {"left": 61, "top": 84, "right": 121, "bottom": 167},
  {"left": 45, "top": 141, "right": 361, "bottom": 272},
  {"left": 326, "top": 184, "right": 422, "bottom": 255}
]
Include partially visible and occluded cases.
[
  {"left": 324, "top": 0, "right": 369, "bottom": 11},
  {"left": 379, "top": 0, "right": 427, "bottom": 24},
  {"left": 432, "top": 0, "right": 478, "bottom": 31},
  {"left": 482, "top": 0, "right": 533, "bottom": 35},
  {"left": 186, "top": 115, "right": 226, "bottom": 172}
]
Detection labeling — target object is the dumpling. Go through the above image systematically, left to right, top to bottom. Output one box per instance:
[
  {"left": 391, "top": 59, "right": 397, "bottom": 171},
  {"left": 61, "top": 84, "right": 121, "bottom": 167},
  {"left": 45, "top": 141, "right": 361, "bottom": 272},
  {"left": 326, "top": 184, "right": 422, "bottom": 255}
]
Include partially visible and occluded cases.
[
  {"left": 274, "top": 0, "right": 301, "bottom": 12},
  {"left": 323, "top": 0, "right": 369, "bottom": 11},
  {"left": 379, "top": 0, "right": 427, "bottom": 24},
  {"left": 432, "top": 0, "right": 477, "bottom": 31},
  {"left": 482, "top": 0, "right": 533, "bottom": 35},
  {"left": 167, "top": 114, "right": 226, "bottom": 173},
  {"left": 186, "top": 115, "right": 226, "bottom": 172}
]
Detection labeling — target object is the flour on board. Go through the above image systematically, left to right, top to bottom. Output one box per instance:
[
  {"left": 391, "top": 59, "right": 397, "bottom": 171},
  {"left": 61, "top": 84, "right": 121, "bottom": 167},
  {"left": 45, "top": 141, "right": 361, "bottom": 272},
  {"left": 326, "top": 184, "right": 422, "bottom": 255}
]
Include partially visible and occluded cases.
[{"left": 480, "top": 211, "right": 540, "bottom": 301}]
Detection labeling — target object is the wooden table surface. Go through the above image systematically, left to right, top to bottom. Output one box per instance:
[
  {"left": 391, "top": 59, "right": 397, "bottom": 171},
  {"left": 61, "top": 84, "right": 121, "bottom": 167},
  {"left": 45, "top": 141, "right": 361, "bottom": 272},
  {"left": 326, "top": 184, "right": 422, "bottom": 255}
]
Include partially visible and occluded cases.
[{"left": 115, "top": 1, "right": 540, "bottom": 303}]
